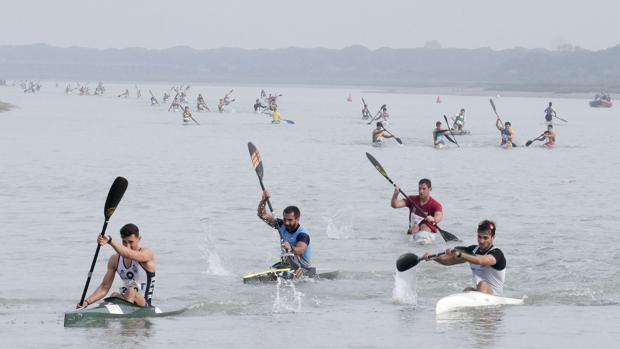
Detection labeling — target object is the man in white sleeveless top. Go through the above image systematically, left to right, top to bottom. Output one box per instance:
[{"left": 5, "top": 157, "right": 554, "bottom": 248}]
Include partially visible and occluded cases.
[
  {"left": 422, "top": 219, "right": 506, "bottom": 295},
  {"left": 77, "top": 224, "right": 156, "bottom": 308}
]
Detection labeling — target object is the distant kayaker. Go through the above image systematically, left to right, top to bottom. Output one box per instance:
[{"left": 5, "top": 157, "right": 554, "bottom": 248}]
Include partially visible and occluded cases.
[
  {"left": 197, "top": 94, "right": 209, "bottom": 111},
  {"left": 254, "top": 98, "right": 266, "bottom": 112},
  {"left": 544, "top": 102, "right": 556, "bottom": 124},
  {"left": 362, "top": 104, "right": 372, "bottom": 119},
  {"left": 271, "top": 105, "right": 281, "bottom": 124},
  {"left": 182, "top": 106, "right": 193, "bottom": 123},
  {"left": 452, "top": 108, "right": 466, "bottom": 131},
  {"left": 496, "top": 119, "right": 515, "bottom": 147},
  {"left": 433, "top": 121, "right": 449, "bottom": 147},
  {"left": 372, "top": 122, "right": 394, "bottom": 144},
  {"left": 544, "top": 124, "right": 556, "bottom": 147},
  {"left": 391, "top": 178, "right": 443, "bottom": 243},
  {"left": 257, "top": 191, "right": 312, "bottom": 276},
  {"left": 422, "top": 219, "right": 506, "bottom": 295},
  {"left": 77, "top": 224, "right": 156, "bottom": 308}
]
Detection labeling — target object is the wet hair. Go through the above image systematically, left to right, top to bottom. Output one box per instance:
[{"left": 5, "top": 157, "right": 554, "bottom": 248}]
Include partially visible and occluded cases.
[
  {"left": 548, "top": 102, "right": 552, "bottom": 106},
  {"left": 460, "top": 108, "right": 465, "bottom": 112},
  {"left": 436, "top": 121, "right": 442, "bottom": 127},
  {"left": 505, "top": 121, "right": 511, "bottom": 126},
  {"left": 376, "top": 122, "right": 383, "bottom": 127},
  {"left": 547, "top": 124, "right": 553, "bottom": 128},
  {"left": 418, "top": 178, "right": 432, "bottom": 188},
  {"left": 283, "top": 206, "right": 301, "bottom": 219},
  {"left": 478, "top": 220, "right": 496, "bottom": 236},
  {"left": 120, "top": 223, "right": 140, "bottom": 238}
]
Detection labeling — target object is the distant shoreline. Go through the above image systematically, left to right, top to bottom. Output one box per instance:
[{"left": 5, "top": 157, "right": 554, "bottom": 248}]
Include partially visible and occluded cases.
[{"left": 362, "top": 86, "right": 599, "bottom": 100}]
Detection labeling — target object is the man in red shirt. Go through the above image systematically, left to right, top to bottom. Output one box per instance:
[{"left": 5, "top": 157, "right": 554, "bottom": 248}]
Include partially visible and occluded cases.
[{"left": 390, "top": 178, "right": 443, "bottom": 243}]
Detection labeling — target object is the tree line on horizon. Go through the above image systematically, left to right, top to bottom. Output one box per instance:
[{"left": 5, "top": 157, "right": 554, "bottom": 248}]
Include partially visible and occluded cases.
[{"left": 1, "top": 44, "right": 620, "bottom": 92}]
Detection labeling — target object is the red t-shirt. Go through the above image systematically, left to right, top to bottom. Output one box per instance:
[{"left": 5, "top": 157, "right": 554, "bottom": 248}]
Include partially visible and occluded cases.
[{"left": 406, "top": 195, "right": 443, "bottom": 232}]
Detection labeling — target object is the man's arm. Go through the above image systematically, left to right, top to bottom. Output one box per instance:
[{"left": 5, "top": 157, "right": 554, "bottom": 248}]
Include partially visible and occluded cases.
[
  {"left": 390, "top": 186, "right": 408, "bottom": 208},
  {"left": 257, "top": 191, "right": 277, "bottom": 227},
  {"left": 78, "top": 255, "right": 117, "bottom": 308}
]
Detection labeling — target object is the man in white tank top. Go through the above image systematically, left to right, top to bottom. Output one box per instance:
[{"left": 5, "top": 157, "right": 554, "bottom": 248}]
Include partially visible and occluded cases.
[
  {"left": 422, "top": 219, "right": 506, "bottom": 295},
  {"left": 77, "top": 223, "right": 156, "bottom": 308}
]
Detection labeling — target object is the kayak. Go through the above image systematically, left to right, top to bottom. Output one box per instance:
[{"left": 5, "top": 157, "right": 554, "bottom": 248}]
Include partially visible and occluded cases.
[
  {"left": 589, "top": 100, "right": 612, "bottom": 108},
  {"left": 372, "top": 140, "right": 384, "bottom": 147},
  {"left": 434, "top": 143, "right": 445, "bottom": 149},
  {"left": 242, "top": 266, "right": 339, "bottom": 284},
  {"left": 435, "top": 291, "right": 524, "bottom": 314},
  {"left": 64, "top": 296, "right": 186, "bottom": 327}
]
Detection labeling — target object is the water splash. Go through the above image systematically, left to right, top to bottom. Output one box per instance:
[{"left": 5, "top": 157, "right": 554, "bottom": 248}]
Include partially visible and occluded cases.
[
  {"left": 323, "top": 205, "right": 354, "bottom": 239},
  {"left": 200, "top": 219, "right": 233, "bottom": 276},
  {"left": 392, "top": 269, "right": 417, "bottom": 305},
  {"left": 272, "top": 277, "right": 304, "bottom": 313}
]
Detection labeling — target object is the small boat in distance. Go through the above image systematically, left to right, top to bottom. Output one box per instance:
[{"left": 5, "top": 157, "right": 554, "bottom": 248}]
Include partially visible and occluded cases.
[{"left": 589, "top": 93, "right": 612, "bottom": 108}]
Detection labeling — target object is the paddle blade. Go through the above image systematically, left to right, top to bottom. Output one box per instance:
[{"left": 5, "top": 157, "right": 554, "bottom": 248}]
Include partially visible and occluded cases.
[
  {"left": 489, "top": 98, "right": 498, "bottom": 116},
  {"left": 283, "top": 119, "right": 295, "bottom": 124},
  {"left": 395, "top": 137, "right": 403, "bottom": 145},
  {"left": 525, "top": 140, "right": 534, "bottom": 147},
  {"left": 248, "top": 142, "right": 264, "bottom": 179},
  {"left": 365, "top": 152, "right": 388, "bottom": 177},
  {"left": 104, "top": 177, "right": 128, "bottom": 221},
  {"left": 438, "top": 228, "right": 461, "bottom": 242},
  {"left": 396, "top": 253, "right": 420, "bottom": 272}
]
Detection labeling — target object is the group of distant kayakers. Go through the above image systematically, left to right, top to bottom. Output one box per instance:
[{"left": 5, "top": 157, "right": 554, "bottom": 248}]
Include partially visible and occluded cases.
[{"left": 367, "top": 100, "right": 560, "bottom": 149}]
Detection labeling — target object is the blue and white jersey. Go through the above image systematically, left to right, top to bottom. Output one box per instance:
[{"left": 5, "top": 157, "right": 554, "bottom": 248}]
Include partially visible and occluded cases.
[
  {"left": 276, "top": 219, "right": 312, "bottom": 268},
  {"left": 117, "top": 255, "right": 156, "bottom": 306}
]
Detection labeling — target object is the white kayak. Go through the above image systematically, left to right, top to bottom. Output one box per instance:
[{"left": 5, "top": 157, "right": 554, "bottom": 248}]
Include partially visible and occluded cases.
[{"left": 435, "top": 291, "right": 523, "bottom": 314}]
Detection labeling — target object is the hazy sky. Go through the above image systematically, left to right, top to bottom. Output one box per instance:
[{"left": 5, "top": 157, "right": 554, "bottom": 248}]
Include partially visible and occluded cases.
[{"left": 3, "top": 0, "right": 618, "bottom": 51}]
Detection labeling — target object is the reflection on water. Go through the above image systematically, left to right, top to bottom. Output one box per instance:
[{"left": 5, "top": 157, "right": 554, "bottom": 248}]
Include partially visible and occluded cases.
[{"left": 435, "top": 307, "right": 507, "bottom": 348}]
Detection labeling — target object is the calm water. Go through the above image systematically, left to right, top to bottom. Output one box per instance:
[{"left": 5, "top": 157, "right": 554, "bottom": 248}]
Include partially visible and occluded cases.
[{"left": 1, "top": 83, "right": 619, "bottom": 348}]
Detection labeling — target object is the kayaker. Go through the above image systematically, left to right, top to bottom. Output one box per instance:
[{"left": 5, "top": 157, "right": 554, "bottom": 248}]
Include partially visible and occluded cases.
[
  {"left": 197, "top": 94, "right": 209, "bottom": 111},
  {"left": 254, "top": 98, "right": 266, "bottom": 112},
  {"left": 544, "top": 101, "right": 556, "bottom": 124},
  {"left": 362, "top": 104, "right": 371, "bottom": 119},
  {"left": 271, "top": 105, "right": 281, "bottom": 124},
  {"left": 182, "top": 106, "right": 193, "bottom": 123},
  {"left": 452, "top": 108, "right": 466, "bottom": 131},
  {"left": 496, "top": 119, "right": 515, "bottom": 147},
  {"left": 433, "top": 121, "right": 449, "bottom": 147},
  {"left": 372, "top": 122, "right": 393, "bottom": 144},
  {"left": 544, "top": 124, "right": 556, "bottom": 146},
  {"left": 391, "top": 178, "right": 443, "bottom": 243},
  {"left": 257, "top": 191, "right": 312, "bottom": 276},
  {"left": 422, "top": 219, "right": 506, "bottom": 295},
  {"left": 77, "top": 224, "right": 156, "bottom": 308}
]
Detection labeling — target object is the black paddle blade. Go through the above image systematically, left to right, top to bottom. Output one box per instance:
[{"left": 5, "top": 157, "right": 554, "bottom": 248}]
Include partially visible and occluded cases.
[
  {"left": 489, "top": 98, "right": 497, "bottom": 115},
  {"left": 395, "top": 137, "right": 403, "bottom": 145},
  {"left": 525, "top": 140, "right": 534, "bottom": 147},
  {"left": 248, "top": 142, "right": 264, "bottom": 179},
  {"left": 365, "top": 152, "right": 388, "bottom": 177},
  {"left": 104, "top": 177, "right": 128, "bottom": 220},
  {"left": 438, "top": 228, "right": 461, "bottom": 242},
  {"left": 396, "top": 252, "right": 420, "bottom": 272}
]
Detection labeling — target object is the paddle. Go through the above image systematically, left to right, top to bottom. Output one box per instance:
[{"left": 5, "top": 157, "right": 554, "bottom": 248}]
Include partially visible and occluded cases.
[
  {"left": 489, "top": 98, "right": 500, "bottom": 119},
  {"left": 367, "top": 104, "right": 386, "bottom": 125},
  {"left": 189, "top": 114, "right": 200, "bottom": 125},
  {"left": 443, "top": 115, "right": 460, "bottom": 147},
  {"left": 554, "top": 115, "right": 568, "bottom": 123},
  {"left": 282, "top": 119, "right": 295, "bottom": 124},
  {"left": 382, "top": 127, "right": 402, "bottom": 144},
  {"left": 525, "top": 133, "right": 547, "bottom": 147},
  {"left": 247, "top": 142, "right": 285, "bottom": 244},
  {"left": 365, "top": 152, "right": 460, "bottom": 242},
  {"left": 78, "top": 177, "right": 128, "bottom": 307},
  {"left": 396, "top": 252, "right": 445, "bottom": 272}
]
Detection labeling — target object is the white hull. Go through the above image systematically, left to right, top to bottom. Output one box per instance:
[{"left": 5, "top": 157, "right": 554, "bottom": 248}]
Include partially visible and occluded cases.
[{"left": 435, "top": 291, "right": 523, "bottom": 314}]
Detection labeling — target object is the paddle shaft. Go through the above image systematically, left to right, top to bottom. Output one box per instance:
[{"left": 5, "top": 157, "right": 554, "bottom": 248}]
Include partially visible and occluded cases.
[
  {"left": 443, "top": 115, "right": 460, "bottom": 147},
  {"left": 382, "top": 127, "right": 402, "bottom": 144},
  {"left": 78, "top": 220, "right": 110, "bottom": 306}
]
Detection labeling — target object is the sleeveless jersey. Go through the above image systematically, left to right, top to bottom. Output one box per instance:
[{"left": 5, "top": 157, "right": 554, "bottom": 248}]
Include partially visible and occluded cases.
[
  {"left": 276, "top": 220, "right": 312, "bottom": 268},
  {"left": 466, "top": 245, "right": 506, "bottom": 295},
  {"left": 117, "top": 255, "right": 156, "bottom": 306}
]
